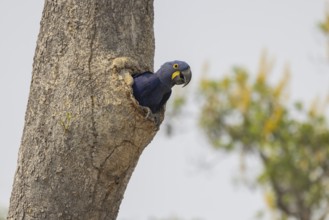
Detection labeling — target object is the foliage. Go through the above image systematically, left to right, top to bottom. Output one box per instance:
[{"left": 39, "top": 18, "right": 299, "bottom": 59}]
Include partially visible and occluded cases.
[
  {"left": 319, "top": 10, "right": 329, "bottom": 58},
  {"left": 319, "top": 10, "right": 329, "bottom": 36},
  {"left": 199, "top": 54, "right": 329, "bottom": 220}
]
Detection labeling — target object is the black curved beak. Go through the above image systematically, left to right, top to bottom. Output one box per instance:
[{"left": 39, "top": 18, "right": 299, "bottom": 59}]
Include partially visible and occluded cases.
[
  {"left": 181, "top": 67, "right": 192, "bottom": 87},
  {"left": 172, "top": 68, "right": 192, "bottom": 87}
]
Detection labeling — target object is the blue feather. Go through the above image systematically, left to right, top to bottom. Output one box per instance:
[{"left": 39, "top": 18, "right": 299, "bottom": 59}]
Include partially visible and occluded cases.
[{"left": 133, "top": 71, "right": 172, "bottom": 113}]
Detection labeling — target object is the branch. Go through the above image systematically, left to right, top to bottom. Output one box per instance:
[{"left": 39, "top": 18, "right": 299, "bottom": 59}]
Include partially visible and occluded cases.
[{"left": 258, "top": 151, "right": 299, "bottom": 218}]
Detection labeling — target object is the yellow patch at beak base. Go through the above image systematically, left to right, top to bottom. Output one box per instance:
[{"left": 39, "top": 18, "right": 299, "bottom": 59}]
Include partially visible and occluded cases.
[{"left": 171, "top": 71, "right": 180, "bottom": 80}]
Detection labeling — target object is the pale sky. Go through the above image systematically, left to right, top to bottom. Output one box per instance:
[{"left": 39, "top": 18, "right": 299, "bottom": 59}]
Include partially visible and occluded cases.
[{"left": 1, "top": 1, "right": 329, "bottom": 220}]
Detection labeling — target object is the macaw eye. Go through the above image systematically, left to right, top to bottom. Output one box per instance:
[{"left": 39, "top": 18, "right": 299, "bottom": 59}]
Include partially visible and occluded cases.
[{"left": 173, "top": 64, "right": 179, "bottom": 69}]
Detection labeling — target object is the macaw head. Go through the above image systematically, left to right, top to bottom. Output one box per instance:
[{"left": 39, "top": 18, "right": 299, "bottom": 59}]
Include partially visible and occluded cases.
[{"left": 156, "top": 60, "right": 192, "bottom": 87}]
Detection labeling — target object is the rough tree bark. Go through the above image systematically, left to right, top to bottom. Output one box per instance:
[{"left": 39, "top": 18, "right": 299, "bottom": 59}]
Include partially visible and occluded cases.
[{"left": 8, "top": 0, "right": 158, "bottom": 219}]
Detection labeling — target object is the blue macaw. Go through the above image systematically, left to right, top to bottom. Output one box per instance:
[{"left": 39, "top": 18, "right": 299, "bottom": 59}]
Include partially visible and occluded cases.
[{"left": 132, "top": 60, "right": 192, "bottom": 113}]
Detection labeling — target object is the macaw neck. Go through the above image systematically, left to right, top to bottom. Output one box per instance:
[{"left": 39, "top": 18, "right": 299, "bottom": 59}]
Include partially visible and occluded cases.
[{"left": 156, "top": 69, "right": 174, "bottom": 89}]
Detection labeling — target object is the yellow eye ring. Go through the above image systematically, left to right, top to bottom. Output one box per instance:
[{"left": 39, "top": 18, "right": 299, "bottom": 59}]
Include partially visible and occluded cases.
[{"left": 173, "top": 64, "right": 179, "bottom": 69}]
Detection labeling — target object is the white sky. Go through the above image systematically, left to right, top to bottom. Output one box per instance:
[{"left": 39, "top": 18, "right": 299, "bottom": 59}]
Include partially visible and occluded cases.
[{"left": 1, "top": 1, "right": 329, "bottom": 219}]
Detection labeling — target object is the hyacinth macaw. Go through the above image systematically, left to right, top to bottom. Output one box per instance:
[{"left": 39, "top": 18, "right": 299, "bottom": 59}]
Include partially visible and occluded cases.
[{"left": 132, "top": 60, "right": 192, "bottom": 113}]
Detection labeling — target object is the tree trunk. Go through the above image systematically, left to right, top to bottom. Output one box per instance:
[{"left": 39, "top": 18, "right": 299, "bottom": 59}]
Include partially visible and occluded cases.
[{"left": 8, "top": 0, "right": 157, "bottom": 219}]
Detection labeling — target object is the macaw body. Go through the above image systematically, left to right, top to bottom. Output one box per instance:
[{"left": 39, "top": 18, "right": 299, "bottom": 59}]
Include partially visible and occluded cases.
[
  {"left": 132, "top": 60, "right": 192, "bottom": 113},
  {"left": 133, "top": 71, "right": 172, "bottom": 113}
]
